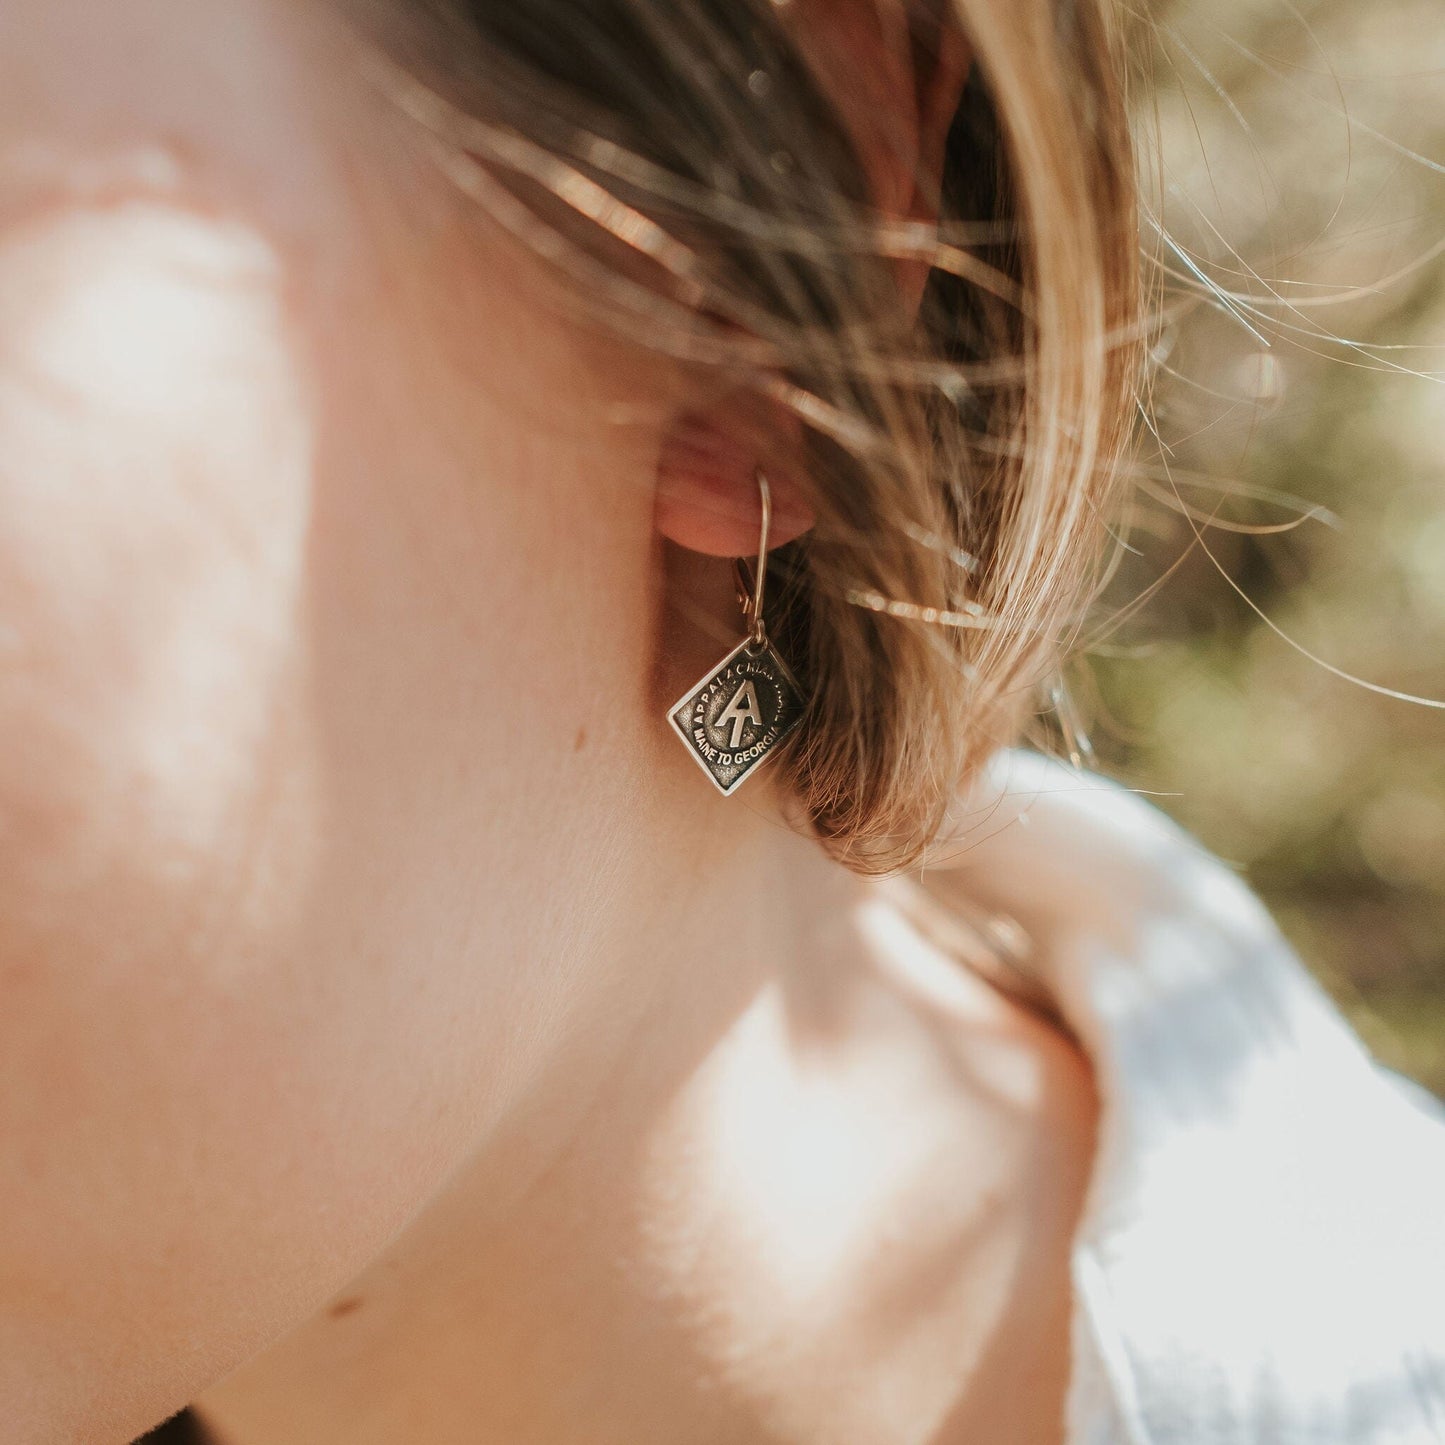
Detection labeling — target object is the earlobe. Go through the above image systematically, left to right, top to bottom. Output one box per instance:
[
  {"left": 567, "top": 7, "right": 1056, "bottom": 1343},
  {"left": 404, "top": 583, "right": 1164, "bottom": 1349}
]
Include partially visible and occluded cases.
[{"left": 654, "top": 404, "right": 816, "bottom": 558}]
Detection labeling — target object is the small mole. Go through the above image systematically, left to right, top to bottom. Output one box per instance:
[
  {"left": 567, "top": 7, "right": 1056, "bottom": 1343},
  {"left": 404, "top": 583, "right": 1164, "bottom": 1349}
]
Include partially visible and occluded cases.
[
  {"left": 573, "top": 727, "right": 588, "bottom": 752},
  {"left": 328, "top": 1296, "right": 365, "bottom": 1319}
]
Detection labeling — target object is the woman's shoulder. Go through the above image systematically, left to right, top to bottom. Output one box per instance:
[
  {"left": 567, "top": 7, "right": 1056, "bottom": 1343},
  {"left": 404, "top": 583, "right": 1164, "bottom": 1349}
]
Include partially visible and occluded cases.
[{"left": 934, "top": 749, "right": 1445, "bottom": 1445}]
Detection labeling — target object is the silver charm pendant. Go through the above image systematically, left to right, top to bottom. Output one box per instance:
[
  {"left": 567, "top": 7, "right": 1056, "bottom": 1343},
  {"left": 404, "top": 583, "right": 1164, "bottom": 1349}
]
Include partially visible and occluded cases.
[
  {"left": 666, "top": 470, "right": 806, "bottom": 796},
  {"left": 668, "top": 634, "right": 805, "bottom": 796}
]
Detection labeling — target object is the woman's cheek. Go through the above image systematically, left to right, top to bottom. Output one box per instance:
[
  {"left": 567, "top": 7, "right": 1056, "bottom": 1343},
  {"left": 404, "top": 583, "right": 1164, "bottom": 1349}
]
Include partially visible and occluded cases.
[{"left": 0, "top": 197, "right": 333, "bottom": 1438}]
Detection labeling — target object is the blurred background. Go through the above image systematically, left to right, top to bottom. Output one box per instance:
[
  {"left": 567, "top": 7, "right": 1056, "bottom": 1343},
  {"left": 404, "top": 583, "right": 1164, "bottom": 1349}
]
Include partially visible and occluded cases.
[{"left": 1084, "top": 0, "right": 1445, "bottom": 1095}]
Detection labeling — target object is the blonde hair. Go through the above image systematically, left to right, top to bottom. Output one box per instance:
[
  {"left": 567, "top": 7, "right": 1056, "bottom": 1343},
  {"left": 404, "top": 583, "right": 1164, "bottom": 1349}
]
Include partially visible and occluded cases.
[{"left": 374, "top": 0, "right": 1143, "bottom": 873}]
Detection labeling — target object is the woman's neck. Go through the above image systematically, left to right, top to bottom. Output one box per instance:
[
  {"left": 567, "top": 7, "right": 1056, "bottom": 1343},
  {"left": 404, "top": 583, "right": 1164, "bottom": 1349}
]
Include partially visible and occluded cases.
[{"left": 194, "top": 807, "right": 1095, "bottom": 1445}]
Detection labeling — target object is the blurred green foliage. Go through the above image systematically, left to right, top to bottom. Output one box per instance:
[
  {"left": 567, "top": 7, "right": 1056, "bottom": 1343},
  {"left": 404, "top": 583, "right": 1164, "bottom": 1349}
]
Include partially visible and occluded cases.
[{"left": 1089, "top": 0, "right": 1445, "bottom": 1094}]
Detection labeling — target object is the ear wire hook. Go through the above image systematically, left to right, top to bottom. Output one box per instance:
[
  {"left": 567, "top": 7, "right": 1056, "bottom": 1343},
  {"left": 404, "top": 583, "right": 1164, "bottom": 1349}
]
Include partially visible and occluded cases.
[{"left": 733, "top": 468, "right": 772, "bottom": 649}]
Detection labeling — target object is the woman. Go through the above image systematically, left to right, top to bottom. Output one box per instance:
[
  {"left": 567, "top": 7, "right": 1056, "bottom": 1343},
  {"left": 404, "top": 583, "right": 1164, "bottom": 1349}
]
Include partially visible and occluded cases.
[{"left": 1, "top": 1, "right": 1441, "bottom": 1441}]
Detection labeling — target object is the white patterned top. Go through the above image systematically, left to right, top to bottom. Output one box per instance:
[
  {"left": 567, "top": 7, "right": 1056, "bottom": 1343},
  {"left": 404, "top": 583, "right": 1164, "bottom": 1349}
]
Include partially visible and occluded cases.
[{"left": 935, "top": 751, "right": 1445, "bottom": 1445}]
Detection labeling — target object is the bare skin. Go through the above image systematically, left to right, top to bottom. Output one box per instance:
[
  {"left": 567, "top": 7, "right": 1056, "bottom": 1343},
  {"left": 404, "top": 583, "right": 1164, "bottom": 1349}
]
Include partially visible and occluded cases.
[{"left": 0, "top": 4, "right": 1096, "bottom": 1442}]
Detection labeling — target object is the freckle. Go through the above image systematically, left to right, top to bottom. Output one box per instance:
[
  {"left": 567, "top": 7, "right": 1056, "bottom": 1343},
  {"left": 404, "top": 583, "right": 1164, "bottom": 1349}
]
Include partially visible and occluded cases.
[
  {"left": 573, "top": 727, "right": 587, "bottom": 752},
  {"left": 328, "top": 1296, "right": 365, "bottom": 1319}
]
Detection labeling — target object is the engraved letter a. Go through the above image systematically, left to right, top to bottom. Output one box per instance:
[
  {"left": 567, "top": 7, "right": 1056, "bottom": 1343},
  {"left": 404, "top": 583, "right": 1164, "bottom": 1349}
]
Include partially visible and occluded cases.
[{"left": 717, "top": 680, "right": 764, "bottom": 749}]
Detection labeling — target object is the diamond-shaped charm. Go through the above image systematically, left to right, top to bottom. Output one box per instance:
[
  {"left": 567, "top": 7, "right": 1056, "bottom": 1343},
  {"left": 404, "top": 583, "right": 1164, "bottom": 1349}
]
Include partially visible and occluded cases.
[{"left": 668, "top": 636, "right": 806, "bottom": 796}]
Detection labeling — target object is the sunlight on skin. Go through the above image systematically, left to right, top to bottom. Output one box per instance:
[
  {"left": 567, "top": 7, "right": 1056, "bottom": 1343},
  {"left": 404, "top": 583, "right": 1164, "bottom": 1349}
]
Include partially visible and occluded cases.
[
  {"left": 0, "top": 199, "right": 317, "bottom": 911},
  {"left": 636, "top": 890, "right": 1086, "bottom": 1444},
  {"left": 683, "top": 899, "right": 1049, "bottom": 1304}
]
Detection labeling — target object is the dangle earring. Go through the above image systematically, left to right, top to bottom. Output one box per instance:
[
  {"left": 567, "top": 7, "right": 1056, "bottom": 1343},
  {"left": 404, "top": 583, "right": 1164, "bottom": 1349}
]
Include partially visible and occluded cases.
[{"left": 667, "top": 469, "right": 806, "bottom": 796}]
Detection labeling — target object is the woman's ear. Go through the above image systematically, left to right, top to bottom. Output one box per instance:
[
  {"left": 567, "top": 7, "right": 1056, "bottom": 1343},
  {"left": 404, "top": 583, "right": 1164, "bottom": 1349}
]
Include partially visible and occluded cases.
[
  {"left": 780, "top": 1, "right": 972, "bottom": 220},
  {"left": 781, "top": 1, "right": 972, "bottom": 314},
  {"left": 654, "top": 2, "right": 973, "bottom": 559},
  {"left": 654, "top": 395, "right": 816, "bottom": 558}
]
